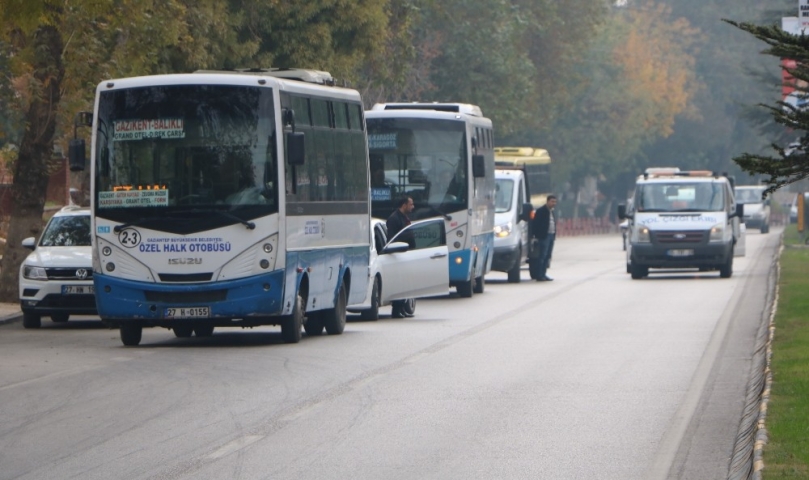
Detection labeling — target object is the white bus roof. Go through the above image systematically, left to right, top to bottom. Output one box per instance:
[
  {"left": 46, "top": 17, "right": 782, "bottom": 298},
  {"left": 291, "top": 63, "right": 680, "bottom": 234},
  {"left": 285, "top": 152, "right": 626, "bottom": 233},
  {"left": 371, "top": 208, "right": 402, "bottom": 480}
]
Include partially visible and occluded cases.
[
  {"left": 195, "top": 68, "right": 337, "bottom": 85},
  {"left": 370, "top": 102, "right": 483, "bottom": 117}
]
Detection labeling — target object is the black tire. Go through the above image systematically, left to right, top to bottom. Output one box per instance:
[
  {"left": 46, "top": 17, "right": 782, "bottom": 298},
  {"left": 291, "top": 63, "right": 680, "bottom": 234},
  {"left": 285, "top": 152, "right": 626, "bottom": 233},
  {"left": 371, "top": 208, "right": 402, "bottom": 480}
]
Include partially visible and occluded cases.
[
  {"left": 761, "top": 224, "right": 770, "bottom": 234},
  {"left": 719, "top": 254, "right": 733, "bottom": 278},
  {"left": 507, "top": 260, "right": 521, "bottom": 283},
  {"left": 630, "top": 264, "right": 648, "bottom": 280},
  {"left": 473, "top": 275, "right": 485, "bottom": 294},
  {"left": 360, "top": 277, "right": 381, "bottom": 321},
  {"left": 456, "top": 278, "right": 474, "bottom": 298},
  {"left": 322, "top": 282, "right": 347, "bottom": 335},
  {"left": 281, "top": 293, "right": 304, "bottom": 343},
  {"left": 401, "top": 298, "right": 416, "bottom": 316},
  {"left": 22, "top": 312, "right": 41, "bottom": 329},
  {"left": 304, "top": 312, "right": 324, "bottom": 336},
  {"left": 50, "top": 313, "right": 69, "bottom": 323},
  {"left": 120, "top": 324, "right": 142, "bottom": 346},
  {"left": 173, "top": 325, "right": 193, "bottom": 338},
  {"left": 194, "top": 325, "right": 214, "bottom": 337}
]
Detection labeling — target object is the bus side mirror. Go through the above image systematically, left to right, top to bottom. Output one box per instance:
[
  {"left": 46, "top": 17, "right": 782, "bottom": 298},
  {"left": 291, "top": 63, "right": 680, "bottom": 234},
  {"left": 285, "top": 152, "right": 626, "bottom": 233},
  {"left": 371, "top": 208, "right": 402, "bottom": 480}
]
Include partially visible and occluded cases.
[
  {"left": 286, "top": 131, "right": 305, "bottom": 166},
  {"left": 69, "top": 139, "right": 86, "bottom": 172},
  {"left": 472, "top": 154, "right": 485, "bottom": 178},
  {"left": 520, "top": 203, "right": 534, "bottom": 222},
  {"left": 618, "top": 203, "right": 630, "bottom": 219}
]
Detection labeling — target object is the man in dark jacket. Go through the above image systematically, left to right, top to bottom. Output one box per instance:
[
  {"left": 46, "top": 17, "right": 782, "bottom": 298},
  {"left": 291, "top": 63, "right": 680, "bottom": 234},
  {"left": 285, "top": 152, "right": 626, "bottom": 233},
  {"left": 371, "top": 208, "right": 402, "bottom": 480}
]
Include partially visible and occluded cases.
[
  {"left": 529, "top": 195, "right": 558, "bottom": 281},
  {"left": 386, "top": 196, "right": 414, "bottom": 240}
]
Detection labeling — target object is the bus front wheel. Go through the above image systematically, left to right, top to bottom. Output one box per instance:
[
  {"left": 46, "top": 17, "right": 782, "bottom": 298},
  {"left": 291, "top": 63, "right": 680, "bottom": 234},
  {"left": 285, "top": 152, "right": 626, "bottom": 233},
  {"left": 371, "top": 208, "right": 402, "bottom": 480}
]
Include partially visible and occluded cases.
[
  {"left": 457, "top": 278, "right": 474, "bottom": 298},
  {"left": 282, "top": 293, "right": 304, "bottom": 343},
  {"left": 120, "top": 324, "right": 142, "bottom": 346}
]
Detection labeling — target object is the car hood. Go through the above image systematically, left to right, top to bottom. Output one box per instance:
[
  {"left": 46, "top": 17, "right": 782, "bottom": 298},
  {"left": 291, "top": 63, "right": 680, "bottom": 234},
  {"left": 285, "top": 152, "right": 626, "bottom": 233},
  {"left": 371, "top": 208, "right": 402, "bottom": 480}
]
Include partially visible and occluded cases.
[{"left": 24, "top": 246, "right": 92, "bottom": 268}]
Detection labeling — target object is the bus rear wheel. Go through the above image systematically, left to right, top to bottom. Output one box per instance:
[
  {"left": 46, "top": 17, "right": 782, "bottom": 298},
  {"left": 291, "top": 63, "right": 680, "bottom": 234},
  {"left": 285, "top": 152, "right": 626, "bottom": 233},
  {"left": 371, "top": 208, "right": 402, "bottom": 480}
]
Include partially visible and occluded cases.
[
  {"left": 473, "top": 275, "right": 485, "bottom": 294},
  {"left": 457, "top": 278, "right": 474, "bottom": 298},
  {"left": 322, "top": 282, "right": 347, "bottom": 335},
  {"left": 173, "top": 325, "right": 193, "bottom": 338}
]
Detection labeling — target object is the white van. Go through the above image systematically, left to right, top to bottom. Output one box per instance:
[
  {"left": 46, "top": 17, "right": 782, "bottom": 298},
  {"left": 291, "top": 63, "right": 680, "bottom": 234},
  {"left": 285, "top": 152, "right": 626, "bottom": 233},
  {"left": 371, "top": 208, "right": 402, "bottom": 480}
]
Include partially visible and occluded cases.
[
  {"left": 491, "top": 169, "right": 534, "bottom": 282},
  {"left": 618, "top": 170, "right": 744, "bottom": 279},
  {"left": 735, "top": 185, "right": 771, "bottom": 233}
]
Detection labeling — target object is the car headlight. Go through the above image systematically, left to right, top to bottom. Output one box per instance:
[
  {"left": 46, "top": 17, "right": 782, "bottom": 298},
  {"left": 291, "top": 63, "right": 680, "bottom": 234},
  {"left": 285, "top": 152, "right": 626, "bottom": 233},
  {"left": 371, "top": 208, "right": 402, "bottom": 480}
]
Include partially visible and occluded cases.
[
  {"left": 493, "top": 222, "right": 512, "bottom": 238},
  {"left": 709, "top": 223, "right": 724, "bottom": 242},
  {"left": 634, "top": 226, "right": 651, "bottom": 243},
  {"left": 23, "top": 265, "right": 48, "bottom": 280}
]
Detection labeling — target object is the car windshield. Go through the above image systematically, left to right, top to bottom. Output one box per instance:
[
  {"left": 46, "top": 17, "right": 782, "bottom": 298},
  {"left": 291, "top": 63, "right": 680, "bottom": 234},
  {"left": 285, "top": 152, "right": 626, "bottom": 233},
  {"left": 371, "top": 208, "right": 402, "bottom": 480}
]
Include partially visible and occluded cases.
[
  {"left": 495, "top": 179, "right": 514, "bottom": 213},
  {"left": 635, "top": 182, "right": 725, "bottom": 212},
  {"left": 735, "top": 188, "right": 766, "bottom": 204},
  {"left": 39, "top": 215, "right": 91, "bottom": 247}
]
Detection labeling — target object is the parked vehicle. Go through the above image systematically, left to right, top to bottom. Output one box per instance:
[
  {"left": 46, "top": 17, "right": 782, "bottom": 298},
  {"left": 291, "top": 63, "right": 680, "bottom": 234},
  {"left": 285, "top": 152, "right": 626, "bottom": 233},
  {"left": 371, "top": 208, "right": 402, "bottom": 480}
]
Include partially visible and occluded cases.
[
  {"left": 490, "top": 169, "right": 533, "bottom": 282},
  {"left": 618, "top": 169, "right": 744, "bottom": 279},
  {"left": 734, "top": 185, "right": 771, "bottom": 233},
  {"left": 19, "top": 206, "right": 96, "bottom": 328},
  {"left": 348, "top": 218, "right": 449, "bottom": 320}
]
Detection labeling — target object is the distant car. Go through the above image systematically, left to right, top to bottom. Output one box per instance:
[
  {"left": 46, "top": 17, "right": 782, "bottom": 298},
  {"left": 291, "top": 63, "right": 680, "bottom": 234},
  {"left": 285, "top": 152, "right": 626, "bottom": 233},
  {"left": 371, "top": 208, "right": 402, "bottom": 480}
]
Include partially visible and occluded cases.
[
  {"left": 734, "top": 185, "right": 771, "bottom": 233},
  {"left": 19, "top": 206, "right": 96, "bottom": 328},
  {"left": 348, "top": 218, "right": 450, "bottom": 320}
]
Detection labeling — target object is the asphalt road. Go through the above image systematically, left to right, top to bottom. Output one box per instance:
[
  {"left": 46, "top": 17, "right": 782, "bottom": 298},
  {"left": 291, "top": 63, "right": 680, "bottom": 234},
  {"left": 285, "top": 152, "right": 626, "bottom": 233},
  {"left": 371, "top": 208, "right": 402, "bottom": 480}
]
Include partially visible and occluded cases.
[{"left": 0, "top": 229, "right": 781, "bottom": 480}]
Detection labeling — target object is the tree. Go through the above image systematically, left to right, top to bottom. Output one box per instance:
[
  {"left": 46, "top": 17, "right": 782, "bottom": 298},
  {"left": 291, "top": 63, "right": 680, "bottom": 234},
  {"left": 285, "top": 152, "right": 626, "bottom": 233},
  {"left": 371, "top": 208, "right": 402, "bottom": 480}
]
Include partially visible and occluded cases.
[{"left": 725, "top": 20, "right": 809, "bottom": 193}]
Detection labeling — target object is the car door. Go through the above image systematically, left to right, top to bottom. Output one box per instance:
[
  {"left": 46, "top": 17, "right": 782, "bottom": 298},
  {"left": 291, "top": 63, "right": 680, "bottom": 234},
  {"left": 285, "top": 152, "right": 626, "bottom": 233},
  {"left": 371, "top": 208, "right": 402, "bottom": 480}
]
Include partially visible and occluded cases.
[{"left": 376, "top": 218, "right": 449, "bottom": 302}]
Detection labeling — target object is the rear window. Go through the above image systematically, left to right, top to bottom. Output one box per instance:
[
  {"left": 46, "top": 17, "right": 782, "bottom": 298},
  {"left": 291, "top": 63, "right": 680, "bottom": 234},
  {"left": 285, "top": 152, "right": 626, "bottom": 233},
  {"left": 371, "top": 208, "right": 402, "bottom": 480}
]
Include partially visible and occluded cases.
[{"left": 39, "top": 215, "right": 91, "bottom": 247}]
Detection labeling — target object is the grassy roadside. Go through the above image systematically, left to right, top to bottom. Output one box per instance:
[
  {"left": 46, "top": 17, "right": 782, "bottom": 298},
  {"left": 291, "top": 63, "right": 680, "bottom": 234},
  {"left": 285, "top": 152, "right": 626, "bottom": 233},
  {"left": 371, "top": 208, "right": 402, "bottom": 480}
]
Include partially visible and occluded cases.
[{"left": 763, "top": 224, "right": 809, "bottom": 478}]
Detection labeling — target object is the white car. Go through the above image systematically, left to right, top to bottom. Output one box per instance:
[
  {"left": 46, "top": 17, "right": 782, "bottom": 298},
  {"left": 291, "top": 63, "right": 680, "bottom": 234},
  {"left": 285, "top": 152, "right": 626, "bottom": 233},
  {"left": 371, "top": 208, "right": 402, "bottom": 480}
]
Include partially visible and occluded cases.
[
  {"left": 19, "top": 206, "right": 96, "bottom": 328},
  {"left": 348, "top": 218, "right": 450, "bottom": 320}
]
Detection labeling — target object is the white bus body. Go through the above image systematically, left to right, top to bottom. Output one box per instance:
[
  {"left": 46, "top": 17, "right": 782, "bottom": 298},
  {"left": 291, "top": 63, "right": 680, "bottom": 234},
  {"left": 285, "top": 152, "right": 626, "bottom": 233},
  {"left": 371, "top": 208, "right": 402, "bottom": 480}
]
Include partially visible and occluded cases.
[
  {"left": 88, "top": 69, "right": 370, "bottom": 345},
  {"left": 366, "top": 103, "right": 495, "bottom": 297}
]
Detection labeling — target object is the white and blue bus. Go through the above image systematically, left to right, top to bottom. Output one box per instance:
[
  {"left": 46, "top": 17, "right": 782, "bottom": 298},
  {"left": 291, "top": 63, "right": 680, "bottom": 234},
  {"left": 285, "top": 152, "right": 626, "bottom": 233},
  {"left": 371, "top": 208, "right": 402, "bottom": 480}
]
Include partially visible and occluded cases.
[
  {"left": 70, "top": 69, "right": 370, "bottom": 346},
  {"left": 365, "top": 103, "right": 495, "bottom": 297}
]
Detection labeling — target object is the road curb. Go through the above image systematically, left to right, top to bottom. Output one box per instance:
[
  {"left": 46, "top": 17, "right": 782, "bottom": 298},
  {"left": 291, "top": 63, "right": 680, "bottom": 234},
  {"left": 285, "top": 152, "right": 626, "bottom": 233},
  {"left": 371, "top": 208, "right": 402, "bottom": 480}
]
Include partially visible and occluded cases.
[{"left": 0, "top": 313, "right": 22, "bottom": 325}]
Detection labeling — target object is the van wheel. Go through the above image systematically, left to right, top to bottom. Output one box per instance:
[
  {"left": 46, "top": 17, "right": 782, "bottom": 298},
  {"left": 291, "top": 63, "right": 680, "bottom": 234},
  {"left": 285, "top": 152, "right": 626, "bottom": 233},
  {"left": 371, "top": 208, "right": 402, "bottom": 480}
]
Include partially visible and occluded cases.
[
  {"left": 761, "top": 224, "right": 769, "bottom": 234},
  {"left": 719, "top": 255, "right": 733, "bottom": 278},
  {"left": 507, "top": 261, "right": 521, "bottom": 283},
  {"left": 630, "top": 264, "right": 648, "bottom": 280},
  {"left": 473, "top": 275, "right": 485, "bottom": 294},
  {"left": 360, "top": 277, "right": 381, "bottom": 321},
  {"left": 457, "top": 278, "right": 474, "bottom": 298},
  {"left": 322, "top": 282, "right": 347, "bottom": 335},
  {"left": 281, "top": 293, "right": 304, "bottom": 343},
  {"left": 23, "top": 312, "right": 41, "bottom": 329},
  {"left": 51, "top": 313, "right": 69, "bottom": 323},
  {"left": 120, "top": 324, "right": 142, "bottom": 346},
  {"left": 194, "top": 325, "right": 214, "bottom": 337},
  {"left": 173, "top": 326, "right": 193, "bottom": 338}
]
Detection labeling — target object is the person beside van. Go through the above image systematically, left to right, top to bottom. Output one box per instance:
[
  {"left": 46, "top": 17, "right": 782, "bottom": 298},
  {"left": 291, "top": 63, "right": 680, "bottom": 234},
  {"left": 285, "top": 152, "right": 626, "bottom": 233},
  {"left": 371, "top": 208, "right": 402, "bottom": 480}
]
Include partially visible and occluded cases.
[{"left": 529, "top": 195, "right": 558, "bottom": 281}]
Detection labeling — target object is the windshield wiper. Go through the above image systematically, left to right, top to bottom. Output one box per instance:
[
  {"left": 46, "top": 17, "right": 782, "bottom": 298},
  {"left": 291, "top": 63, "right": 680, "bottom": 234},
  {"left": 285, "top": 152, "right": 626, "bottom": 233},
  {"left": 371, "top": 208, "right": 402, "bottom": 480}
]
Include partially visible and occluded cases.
[
  {"left": 422, "top": 205, "right": 453, "bottom": 221},
  {"left": 175, "top": 208, "right": 256, "bottom": 230}
]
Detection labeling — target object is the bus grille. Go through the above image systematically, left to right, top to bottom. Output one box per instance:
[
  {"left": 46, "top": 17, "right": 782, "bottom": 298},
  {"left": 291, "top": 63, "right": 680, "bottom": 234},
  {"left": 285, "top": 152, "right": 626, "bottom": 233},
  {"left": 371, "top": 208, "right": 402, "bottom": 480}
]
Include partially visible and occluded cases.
[{"left": 144, "top": 289, "right": 226, "bottom": 303}]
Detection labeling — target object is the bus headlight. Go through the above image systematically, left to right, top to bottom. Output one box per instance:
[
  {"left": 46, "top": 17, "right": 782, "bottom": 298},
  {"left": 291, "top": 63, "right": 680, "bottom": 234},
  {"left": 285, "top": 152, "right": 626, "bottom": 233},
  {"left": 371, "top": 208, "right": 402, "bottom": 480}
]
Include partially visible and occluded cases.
[
  {"left": 494, "top": 222, "right": 512, "bottom": 238},
  {"left": 709, "top": 223, "right": 724, "bottom": 242},
  {"left": 634, "top": 226, "right": 651, "bottom": 243}
]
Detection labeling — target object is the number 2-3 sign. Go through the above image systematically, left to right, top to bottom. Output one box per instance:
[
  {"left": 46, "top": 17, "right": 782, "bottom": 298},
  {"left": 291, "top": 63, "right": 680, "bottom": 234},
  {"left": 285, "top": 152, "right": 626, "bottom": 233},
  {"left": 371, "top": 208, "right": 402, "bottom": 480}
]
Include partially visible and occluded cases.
[{"left": 118, "top": 228, "right": 141, "bottom": 248}]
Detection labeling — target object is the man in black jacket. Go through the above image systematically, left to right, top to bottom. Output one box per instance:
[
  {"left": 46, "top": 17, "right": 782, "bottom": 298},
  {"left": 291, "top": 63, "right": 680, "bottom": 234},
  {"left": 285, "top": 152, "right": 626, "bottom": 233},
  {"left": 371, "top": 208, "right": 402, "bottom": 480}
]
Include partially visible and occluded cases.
[
  {"left": 529, "top": 195, "right": 558, "bottom": 281},
  {"left": 386, "top": 196, "right": 414, "bottom": 240}
]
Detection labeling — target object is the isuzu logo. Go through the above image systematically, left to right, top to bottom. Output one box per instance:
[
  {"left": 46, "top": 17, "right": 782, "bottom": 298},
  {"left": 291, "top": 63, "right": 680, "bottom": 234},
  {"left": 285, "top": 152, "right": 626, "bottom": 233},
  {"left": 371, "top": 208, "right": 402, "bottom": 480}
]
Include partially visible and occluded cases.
[
  {"left": 674, "top": 233, "right": 686, "bottom": 239},
  {"left": 169, "top": 258, "right": 202, "bottom": 265},
  {"left": 75, "top": 268, "right": 88, "bottom": 280}
]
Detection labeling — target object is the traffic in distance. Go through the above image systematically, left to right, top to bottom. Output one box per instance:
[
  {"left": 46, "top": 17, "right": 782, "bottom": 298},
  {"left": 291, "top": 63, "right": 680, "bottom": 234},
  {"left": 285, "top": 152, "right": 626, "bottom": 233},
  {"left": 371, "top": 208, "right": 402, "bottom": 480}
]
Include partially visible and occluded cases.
[{"left": 21, "top": 67, "right": 768, "bottom": 346}]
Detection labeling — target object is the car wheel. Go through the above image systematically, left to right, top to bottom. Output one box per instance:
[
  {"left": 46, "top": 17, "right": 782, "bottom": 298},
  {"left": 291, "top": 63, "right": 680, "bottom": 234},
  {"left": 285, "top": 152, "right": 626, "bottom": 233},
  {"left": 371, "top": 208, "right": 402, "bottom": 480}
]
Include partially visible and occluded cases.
[
  {"left": 761, "top": 224, "right": 769, "bottom": 234},
  {"left": 719, "top": 254, "right": 733, "bottom": 278},
  {"left": 507, "top": 258, "right": 522, "bottom": 283},
  {"left": 630, "top": 264, "right": 648, "bottom": 280},
  {"left": 473, "top": 275, "right": 485, "bottom": 294},
  {"left": 360, "top": 277, "right": 381, "bottom": 321},
  {"left": 457, "top": 278, "right": 474, "bottom": 298},
  {"left": 322, "top": 282, "right": 347, "bottom": 335},
  {"left": 281, "top": 293, "right": 304, "bottom": 343},
  {"left": 401, "top": 298, "right": 416, "bottom": 316},
  {"left": 23, "top": 312, "right": 41, "bottom": 329},
  {"left": 50, "top": 313, "right": 69, "bottom": 323},
  {"left": 120, "top": 324, "right": 142, "bottom": 346},
  {"left": 194, "top": 325, "right": 214, "bottom": 337},
  {"left": 173, "top": 326, "right": 193, "bottom": 338}
]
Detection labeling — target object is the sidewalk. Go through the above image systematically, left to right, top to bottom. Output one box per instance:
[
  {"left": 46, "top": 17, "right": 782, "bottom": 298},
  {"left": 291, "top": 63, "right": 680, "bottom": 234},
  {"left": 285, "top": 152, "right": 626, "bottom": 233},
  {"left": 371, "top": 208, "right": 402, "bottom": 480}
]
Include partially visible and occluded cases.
[{"left": 0, "top": 302, "right": 21, "bottom": 325}]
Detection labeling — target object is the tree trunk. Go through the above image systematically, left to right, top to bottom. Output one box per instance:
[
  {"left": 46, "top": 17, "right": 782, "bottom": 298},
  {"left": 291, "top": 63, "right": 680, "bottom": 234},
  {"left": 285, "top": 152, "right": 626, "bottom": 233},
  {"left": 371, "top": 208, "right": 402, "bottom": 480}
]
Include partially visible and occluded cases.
[{"left": 0, "top": 26, "right": 64, "bottom": 302}]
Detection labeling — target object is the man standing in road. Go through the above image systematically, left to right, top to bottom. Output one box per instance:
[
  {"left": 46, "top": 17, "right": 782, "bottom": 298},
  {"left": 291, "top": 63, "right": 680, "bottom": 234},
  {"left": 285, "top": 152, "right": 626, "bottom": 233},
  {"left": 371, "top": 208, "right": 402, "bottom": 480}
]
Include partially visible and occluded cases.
[
  {"left": 529, "top": 195, "right": 558, "bottom": 281},
  {"left": 386, "top": 196, "right": 414, "bottom": 240}
]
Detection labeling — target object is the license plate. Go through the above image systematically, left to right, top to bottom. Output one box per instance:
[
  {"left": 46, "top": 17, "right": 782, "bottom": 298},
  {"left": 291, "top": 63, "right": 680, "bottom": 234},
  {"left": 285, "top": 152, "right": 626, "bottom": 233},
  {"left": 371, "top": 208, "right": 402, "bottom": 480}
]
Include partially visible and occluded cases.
[
  {"left": 668, "top": 249, "right": 694, "bottom": 257},
  {"left": 62, "top": 285, "right": 94, "bottom": 295},
  {"left": 164, "top": 307, "right": 210, "bottom": 319}
]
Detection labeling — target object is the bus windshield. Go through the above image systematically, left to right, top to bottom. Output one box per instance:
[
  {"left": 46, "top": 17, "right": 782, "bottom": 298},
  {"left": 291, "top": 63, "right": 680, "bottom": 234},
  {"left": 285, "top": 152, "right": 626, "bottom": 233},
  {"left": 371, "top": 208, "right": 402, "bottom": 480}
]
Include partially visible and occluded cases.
[
  {"left": 94, "top": 84, "right": 278, "bottom": 233},
  {"left": 367, "top": 118, "right": 467, "bottom": 220},
  {"left": 635, "top": 182, "right": 725, "bottom": 212}
]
